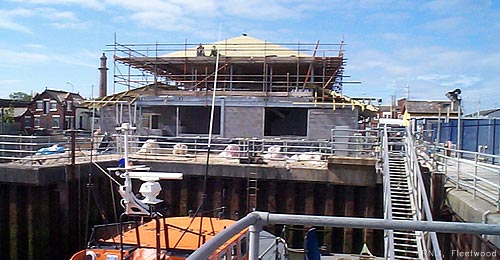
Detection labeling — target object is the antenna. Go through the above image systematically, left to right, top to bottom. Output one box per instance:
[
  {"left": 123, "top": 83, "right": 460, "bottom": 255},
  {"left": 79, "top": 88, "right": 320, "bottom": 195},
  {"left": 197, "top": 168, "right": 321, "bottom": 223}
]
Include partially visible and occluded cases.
[{"left": 110, "top": 123, "right": 183, "bottom": 215}]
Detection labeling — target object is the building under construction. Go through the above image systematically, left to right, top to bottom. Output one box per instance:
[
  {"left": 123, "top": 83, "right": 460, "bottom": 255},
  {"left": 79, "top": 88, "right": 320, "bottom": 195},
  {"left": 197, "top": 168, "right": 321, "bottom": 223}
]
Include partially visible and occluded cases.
[{"left": 98, "top": 35, "right": 377, "bottom": 139}]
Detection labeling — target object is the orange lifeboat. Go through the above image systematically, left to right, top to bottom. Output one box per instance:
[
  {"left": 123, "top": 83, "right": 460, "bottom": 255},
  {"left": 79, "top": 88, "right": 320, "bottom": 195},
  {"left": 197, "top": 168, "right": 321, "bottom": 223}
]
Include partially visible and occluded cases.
[{"left": 70, "top": 216, "right": 249, "bottom": 260}]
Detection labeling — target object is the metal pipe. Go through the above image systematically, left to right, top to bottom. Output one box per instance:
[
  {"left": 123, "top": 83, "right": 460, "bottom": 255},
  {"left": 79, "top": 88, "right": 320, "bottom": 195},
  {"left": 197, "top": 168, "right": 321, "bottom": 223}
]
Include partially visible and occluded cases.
[
  {"left": 457, "top": 99, "right": 462, "bottom": 156},
  {"left": 406, "top": 128, "right": 442, "bottom": 259},
  {"left": 474, "top": 153, "right": 478, "bottom": 199},
  {"left": 483, "top": 210, "right": 492, "bottom": 239},
  {"left": 188, "top": 211, "right": 500, "bottom": 260},
  {"left": 258, "top": 212, "right": 500, "bottom": 235},
  {"left": 186, "top": 213, "right": 259, "bottom": 260},
  {"left": 249, "top": 222, "right": 263, "bottom": 260}
]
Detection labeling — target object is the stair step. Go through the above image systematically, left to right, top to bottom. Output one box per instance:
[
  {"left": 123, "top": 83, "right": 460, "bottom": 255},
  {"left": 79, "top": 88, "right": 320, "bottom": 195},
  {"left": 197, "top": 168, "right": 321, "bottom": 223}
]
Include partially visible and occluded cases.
[
  {"left": 391, "top": 192, "right": 412, "bottom": 196},
  {"left": 390, "top": 199, "right": 411, "bottom": 203},
  {"left": 391, "top": 203, "right": 412, "bottom": 208},
  {"left": 392, "top": 213, "right": 414, "bottom": 217},
  {"left": 393, "top": 232, "right": 417, "bottom": 236},
  {"left": 393, "top": 237, "right": 419, "bottom": 242},
  {"left": 394, "top": 243, "right": 419, "bottom": 249},
  {"left": 394, "top": 248, "right": 419, "bottom": 254},
  {"left": 393, "top": 255, "right": 420, "bottom": 260}
]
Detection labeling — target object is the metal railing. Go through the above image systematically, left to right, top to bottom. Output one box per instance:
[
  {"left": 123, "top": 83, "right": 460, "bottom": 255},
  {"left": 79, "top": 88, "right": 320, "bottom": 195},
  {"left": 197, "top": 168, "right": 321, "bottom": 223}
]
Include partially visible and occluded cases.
[
  {"left": 381, "top": 127, "right": 395, "bottom": 260},
  {"left": 405, "top": 127, "right": 442, "bottom": 259},
  {"left": 330, "top": 128, "right": 379, "bottom": 158},
  {"left": 0, "top": 129, "right": 379, "bottom": 166},
  {"left": 112, "top": 130, "right": 379, "bottom": 162},
  {"left": 0, "top": 134, "right": 97, "bottom": 166},
  {"left": 126, "top": 136, "right": 335, "bottom": 161},
  {"left": 431, "top": 143, "right": 500, "bottom": 210},
  {"left": 187, "top": 211, "right": 500, "bottom": 260}
]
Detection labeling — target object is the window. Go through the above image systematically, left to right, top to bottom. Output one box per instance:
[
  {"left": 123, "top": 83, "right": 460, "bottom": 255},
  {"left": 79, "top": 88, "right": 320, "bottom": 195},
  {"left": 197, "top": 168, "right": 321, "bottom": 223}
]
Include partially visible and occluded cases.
[
  {"left": 50, "top": 100, "right": 57, "bottom": 111},
  {"left": 67, "top": 100, "right": 73, "bottom": 111},
  {"left": 36, "top": 101, "right": 43, "bottom": 111},
  {"left": 44, "top": 101, "right": 50, "bottom": 114},
  {"left": 264, "top": 108, "right": 307, "bottom": 136},
  {"left": 142, "top": 113, "right": 160, "bottom": 129},
  {"left": 151, "top": 114, "right": 159, "bottom": 129},
  {"left": 52, "top": 115, "right": 60, "bottom": 128},
  {"left": 24, "top": 116, "right": 31, "bottom": 128},
  {"left": 34, "top": 116, "right": 41, "bottom": 128},
  {"left": 65, "top": 116, "right": 74, "bottom": 129},
  {"left": 239, "top": 236, "right": 247, "bottom": 257},
  {"left": 230, "top": 244, "right": 238, "bottom": 259},
  {"left": 218, "top": 252, "right": 227, "bottom": 260}
]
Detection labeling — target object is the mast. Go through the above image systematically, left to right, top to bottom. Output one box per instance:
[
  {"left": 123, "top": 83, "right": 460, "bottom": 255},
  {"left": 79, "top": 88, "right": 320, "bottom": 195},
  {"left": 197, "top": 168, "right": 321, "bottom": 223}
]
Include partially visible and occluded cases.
[{"left": 197, "top": 33, "right": 222, "bottom": 247}]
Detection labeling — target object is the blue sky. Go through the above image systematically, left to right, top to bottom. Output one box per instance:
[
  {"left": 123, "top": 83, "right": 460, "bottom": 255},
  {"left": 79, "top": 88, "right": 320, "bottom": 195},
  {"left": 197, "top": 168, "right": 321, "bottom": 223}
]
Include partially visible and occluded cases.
[{"left": 1, "top": 0, "right": 500, "bottom": 113}]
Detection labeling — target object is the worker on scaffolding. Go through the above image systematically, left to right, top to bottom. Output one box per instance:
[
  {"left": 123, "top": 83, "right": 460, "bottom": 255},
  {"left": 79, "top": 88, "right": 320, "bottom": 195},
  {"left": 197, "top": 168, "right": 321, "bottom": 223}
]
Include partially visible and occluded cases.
[
  {"left": 196, "top": 43, "right": 205, "bottom": 57},
  {"left": 210, "top": 45, "right": 218, "bottom": 57}
]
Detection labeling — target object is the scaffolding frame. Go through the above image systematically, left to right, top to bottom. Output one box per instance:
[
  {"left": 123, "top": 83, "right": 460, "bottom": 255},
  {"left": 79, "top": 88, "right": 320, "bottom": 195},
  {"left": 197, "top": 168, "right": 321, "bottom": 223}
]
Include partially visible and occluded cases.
[{"left": 106, "top": 38, "right": 347, "bottom": 96}]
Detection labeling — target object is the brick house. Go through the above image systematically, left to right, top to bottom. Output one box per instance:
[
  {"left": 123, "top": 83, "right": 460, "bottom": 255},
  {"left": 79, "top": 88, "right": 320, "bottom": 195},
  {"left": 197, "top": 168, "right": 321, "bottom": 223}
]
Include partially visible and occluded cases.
[{"left": 22, "top": 89, "right": 89, "bottom": 134}]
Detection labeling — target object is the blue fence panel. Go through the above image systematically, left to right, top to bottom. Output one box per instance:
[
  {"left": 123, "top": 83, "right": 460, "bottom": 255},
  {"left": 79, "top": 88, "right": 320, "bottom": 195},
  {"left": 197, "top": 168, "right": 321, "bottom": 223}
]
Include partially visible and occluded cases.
[
  {"left": 434, "top": 118, "right": 500, "bottom": 164},
  {"left": 462, "top": 120, "right": 478, "bottom": 152}
]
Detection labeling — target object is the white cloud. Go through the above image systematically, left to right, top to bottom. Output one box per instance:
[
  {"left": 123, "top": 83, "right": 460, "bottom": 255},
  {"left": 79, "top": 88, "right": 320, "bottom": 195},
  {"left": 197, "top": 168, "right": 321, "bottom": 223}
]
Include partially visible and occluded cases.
[
  {"left": 9, "top": 0, "right": 105, "bottom": 10},
  {"left": 221, "top": 0, "right": 301, "bottom": 20},
  {"left": 422, "top": 0, "right": 492, "bottom": 15},
  {"left": 0, "top": 7, "right": 85, "bottom": 33},
  {"left": 36, "top": 7, "right": 78, "bottom": 21},
  {"left": 0, "top": 8, "right": 34, "bottom": 33},
  {"left": 423, "top": 16, "right": 464, "bottom": 32},
  {"left": 50, "top": 21, "right": 88, "bottom": 30},
  {"left": 346, "top": 42, "right": 499, "bottom": 109},
  {"left": 24, "top": 43, "right": 45, "bottom": 49},
  {"left": 0, "top": 47, "right": 94, "bottom": 68},
  {"left": 0, "top": 49, "right": 50, "bottom": 66},
  {"left": 417, "top": 74, "right": 482, "bottom": 89},
  {"left": 0, "top": 79, "right": 21, "bottom": 86}
]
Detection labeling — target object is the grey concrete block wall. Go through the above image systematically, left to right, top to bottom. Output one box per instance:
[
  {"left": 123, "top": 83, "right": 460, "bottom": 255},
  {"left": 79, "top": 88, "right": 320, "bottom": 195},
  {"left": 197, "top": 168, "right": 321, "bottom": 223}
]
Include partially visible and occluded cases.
[
  {"left": 100, "top": 105, "right": 135, "bottom": 134},
  {"left": 99, "top": 107, "right": 118, "bottom": 134},
  {"left": 139, "top": 107, "right": 177, "bottom": 136},
  {"left": 224, "top": 107, "right": 264, "bottom": 138},
  {"left": 308, "top": 108, "right": 358, "bottom": 140}
]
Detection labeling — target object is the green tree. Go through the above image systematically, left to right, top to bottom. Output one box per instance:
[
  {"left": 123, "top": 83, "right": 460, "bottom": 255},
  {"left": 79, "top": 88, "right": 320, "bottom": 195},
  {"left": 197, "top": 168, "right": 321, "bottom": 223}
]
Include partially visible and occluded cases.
[
  {"left": 9, "top": 91, "right": 32, "bottom": 102},
  {"left": 2, "top": 105, "right": 14, "bottom": 123}
]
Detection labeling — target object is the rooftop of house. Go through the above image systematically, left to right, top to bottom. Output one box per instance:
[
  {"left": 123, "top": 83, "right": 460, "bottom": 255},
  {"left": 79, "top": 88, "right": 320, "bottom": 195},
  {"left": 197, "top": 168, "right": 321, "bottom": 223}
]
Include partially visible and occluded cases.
[
  {"left": 33, "top": 89, "right": 85, "bottom": 106},
  {"left": 0, "top": 98, "right": 30, "bottom": 107},
  {"left": 402, "top": 100, "right": 458, "bottom": 114},
  {"left": 466, "top": 108, "right": 500, "bottom": 118}
]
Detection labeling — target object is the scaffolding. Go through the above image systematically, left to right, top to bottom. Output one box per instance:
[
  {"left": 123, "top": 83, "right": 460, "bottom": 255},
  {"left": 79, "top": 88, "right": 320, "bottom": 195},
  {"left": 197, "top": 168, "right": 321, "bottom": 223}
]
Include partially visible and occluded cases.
[{"left": 107, "top": 35, "right": 347, "bottom": 97}]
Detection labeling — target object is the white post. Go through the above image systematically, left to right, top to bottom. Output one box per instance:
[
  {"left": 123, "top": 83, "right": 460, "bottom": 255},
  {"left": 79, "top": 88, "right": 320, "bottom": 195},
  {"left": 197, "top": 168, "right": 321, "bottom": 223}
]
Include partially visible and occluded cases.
[
  {"left": 457, "top": 99, "right": 462, "bottom": 157},
  {"left": 456, "top": 101, "right": 461, "bottom": 189},
  {"left": 248, "top": 222, "right": 263, "bottom": 260}
]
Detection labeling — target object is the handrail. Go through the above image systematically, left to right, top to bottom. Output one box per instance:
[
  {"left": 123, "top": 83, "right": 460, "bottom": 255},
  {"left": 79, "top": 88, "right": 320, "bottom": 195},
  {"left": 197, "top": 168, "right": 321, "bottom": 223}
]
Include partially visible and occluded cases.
[
  {"left": 381, "top": 126, "right": 395, "bottom": 260},
  {"left": 405, "top": 127, "right": 442, "bottom": 259},
  {"left": 0, "top": 130, "right": 380, "bottom": 165},
  {"left": 429, "top": 142, "right": 500, "bottom": 209},
  {"left": 187, "top": 211, "right": 500, "bottom": 260}
]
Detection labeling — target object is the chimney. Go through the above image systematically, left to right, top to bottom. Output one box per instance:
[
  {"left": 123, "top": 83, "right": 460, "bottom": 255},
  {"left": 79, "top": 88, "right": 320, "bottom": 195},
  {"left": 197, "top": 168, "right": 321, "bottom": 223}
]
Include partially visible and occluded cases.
[{"left": 98, "top": 53, "right": 108, "bottom": 98}]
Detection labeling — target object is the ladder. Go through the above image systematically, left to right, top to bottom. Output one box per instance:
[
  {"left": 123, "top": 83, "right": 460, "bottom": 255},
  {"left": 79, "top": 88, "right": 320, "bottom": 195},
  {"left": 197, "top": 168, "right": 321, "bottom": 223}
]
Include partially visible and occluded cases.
[
  {"left": 387, "top": 134, "right": 422, "bottom": 259},
  {"left": 247, "top": 172, "right": 258, "bottom": 212}
]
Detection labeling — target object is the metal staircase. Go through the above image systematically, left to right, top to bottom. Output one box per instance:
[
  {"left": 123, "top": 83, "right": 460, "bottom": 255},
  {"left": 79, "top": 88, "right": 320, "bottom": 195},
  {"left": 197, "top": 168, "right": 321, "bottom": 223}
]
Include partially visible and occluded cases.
[
  {"left": 382, "top": 127, "right": 442, "bottom": 260},
  {"left": 387, "top": 148, "right": 421, "bottom": 260}
]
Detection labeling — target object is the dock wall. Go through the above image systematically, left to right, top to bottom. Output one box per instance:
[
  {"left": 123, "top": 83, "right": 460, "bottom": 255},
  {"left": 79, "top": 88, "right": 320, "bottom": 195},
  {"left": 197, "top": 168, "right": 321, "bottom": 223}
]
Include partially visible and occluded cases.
[{"left": 0, "top": 158, "right": 382, "bottom": 260}]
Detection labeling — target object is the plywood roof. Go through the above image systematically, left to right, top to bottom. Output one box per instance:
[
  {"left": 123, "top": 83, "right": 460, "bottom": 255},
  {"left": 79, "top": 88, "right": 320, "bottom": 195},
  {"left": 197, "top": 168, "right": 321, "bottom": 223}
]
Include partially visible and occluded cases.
[{"left": 162, "top": 35, "right": 311, "bottom": 58}]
